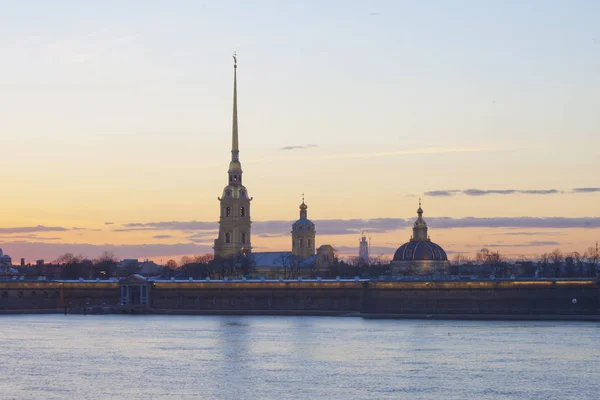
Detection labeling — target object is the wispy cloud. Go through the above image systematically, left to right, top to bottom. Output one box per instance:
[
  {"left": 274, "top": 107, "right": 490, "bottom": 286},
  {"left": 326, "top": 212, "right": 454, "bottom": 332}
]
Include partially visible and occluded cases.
[
  {"left": 280, "top": 144, "right": 317, "bottom": 151},
  {"left": 426, "top": 187, "right": 600, "bottom": 197},
  {"left": 572, "top": 187, "right": 600, "bottom": 193},
  {"left": 425, "top": 189, "right": 562, "bottom": 197},
  {"left": 117, "top": 217, "right": 600, "bottom": 239},
  {"left": 120, "top": 221, "right": 217, "bottom": 231},
  {"left": 0, "top": 226, "right": 69, "bottom": 234},
  {"left": 502, "top": 231, "right": 566, "bottom": 236},
  {"left": 152, "top": 235, "right": 174, "bottom": 240},
  {"left": 474, "top": 241, "right": 561, "bottom": 248},
  {"left": 1, "top": 242, "right": 213, "bottom": 262}
]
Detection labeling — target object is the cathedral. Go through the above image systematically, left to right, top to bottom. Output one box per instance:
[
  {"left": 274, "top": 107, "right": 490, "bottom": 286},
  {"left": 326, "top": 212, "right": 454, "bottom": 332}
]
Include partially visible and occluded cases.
[
  {"left": 213, "top": 56, "right": 334, "bottom": 277},
  {"left": 391, "top": 200, "right": 449, "bottom": 274}
]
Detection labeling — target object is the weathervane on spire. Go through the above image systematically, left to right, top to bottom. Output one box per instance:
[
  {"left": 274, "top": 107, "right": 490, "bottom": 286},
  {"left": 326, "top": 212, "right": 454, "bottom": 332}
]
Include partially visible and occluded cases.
[
  {"left": 233, "top": 51, "right": 237, "bottom": 68},
  {"left": 302, "top": 193, "right": 305, "bottom": 203},
  {"left": 419, "top": 197, "right": 422, "bottom": 207}
]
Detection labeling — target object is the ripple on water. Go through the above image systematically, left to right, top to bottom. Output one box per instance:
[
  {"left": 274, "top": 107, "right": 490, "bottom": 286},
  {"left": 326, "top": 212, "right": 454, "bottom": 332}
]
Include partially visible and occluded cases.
[{"left": 0, "top": 315, "right": 599, "bottom": 400}]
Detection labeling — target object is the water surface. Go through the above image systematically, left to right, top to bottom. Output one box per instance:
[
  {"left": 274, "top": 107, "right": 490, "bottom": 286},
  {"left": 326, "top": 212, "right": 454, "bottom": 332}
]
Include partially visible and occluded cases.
[{"left": 1, "top": 315, "right": 598, "bottom": 399}]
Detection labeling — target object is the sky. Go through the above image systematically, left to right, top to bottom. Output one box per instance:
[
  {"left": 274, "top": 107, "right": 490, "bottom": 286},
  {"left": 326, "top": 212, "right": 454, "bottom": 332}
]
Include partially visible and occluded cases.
[{"left": 1, "top": 0, "right": 599, "bottom": 263}]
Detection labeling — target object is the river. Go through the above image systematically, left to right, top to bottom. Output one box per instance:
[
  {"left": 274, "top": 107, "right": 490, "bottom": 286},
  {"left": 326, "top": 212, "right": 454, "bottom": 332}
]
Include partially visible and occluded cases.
[{"left": 0, "top": 315, "right": 598, "bottom": 399}]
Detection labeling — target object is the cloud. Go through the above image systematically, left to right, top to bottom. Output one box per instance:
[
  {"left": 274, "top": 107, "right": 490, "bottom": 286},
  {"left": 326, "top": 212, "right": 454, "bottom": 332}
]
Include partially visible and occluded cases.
[
  {"left": 280, "top": 144, "right": 317, "bottom": 151},
  {"left": 425, "top": 187, "right": 600, "bottom": 197},
  {"left": 572, "top": 187, "right": 600, "bottom": 193},
  {"left": 462, "top": 189, "right": 561, "bottom": 196},
  {"left": 424, "top": 190, "right": 460, "bottom": 197},
  {"left": 117, "top": 217, "right": 600, "bottom": 240},
  {"left": 427, "top": 217, "right": 600, "bottom": 229},
  {"left": 120, "top": 221, "right": 217, "bottom": 231},
  {"left": 104, "top": 222, "right": 115, "bottom": 225},
  {"left": 0, "top": 225, "right": 69, "bottom": 234},
  {"left": 502, "top": 231, "right": 565, "bottom": 236},
  {"left": 0, "top": 235, "right": 62, "bottom": 241},
  {"left": 152, "top": 235, "right": 174, "bottom": 240},
  {"left": 476, "top": 241, "right": 561, "bottom": 248},
  {"left": 1, "top": 242, "right": 213, "bottom": 262},
  {"left": 335, "top": 245, "right": 398, "bottom": 254}
]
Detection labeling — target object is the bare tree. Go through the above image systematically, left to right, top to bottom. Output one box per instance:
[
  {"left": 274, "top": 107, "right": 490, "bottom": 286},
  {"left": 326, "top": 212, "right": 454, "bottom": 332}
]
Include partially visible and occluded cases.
[
  {"left": 585, "top": 245, "right": 599, "bottom": 277},
  {"left": 550, "top": 249, "right": 563, "bottom": 277},
  {"left": 93, "top": 251, "right": 119, "bottom": 278},
  {"left": 277, "top": 253, "right": 301, "bottom": 279},
  {"left": 539, "top": 253, "right": 551, "bottom": 277}
]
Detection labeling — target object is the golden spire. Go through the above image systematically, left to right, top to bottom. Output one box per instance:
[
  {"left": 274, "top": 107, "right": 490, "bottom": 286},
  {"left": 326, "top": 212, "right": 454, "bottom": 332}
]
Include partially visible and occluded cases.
[{"left": 231, "top": 51, "right": 239, "bottom": 162}]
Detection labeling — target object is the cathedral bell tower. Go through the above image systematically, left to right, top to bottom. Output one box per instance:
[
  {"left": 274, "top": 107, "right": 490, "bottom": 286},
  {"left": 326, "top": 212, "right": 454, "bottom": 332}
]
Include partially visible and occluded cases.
[
  {"left": 214, "top": 54, "right": 252, "bottom": 258},
  {"left": 291, "top": 196, "right": 316, "bottom": 258}
]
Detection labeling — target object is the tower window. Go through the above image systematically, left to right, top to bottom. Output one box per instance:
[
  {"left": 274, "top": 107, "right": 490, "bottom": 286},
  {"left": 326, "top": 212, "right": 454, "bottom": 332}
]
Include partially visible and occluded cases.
[
  {"left": 233, "top": 175, "right": 238, "bottom": 182},
  {"left": 225, "top": 190, "right": 232, "bottom": 198},
  {"left": 240, "top": 190, "right": 246, "bottom": 198},
  {"left": 240, "top": 206, "right": 245, "bottom": 217},
  {"left": 226, "top": 207, "right": 231, "bottom": 217},
  {"left": 298, "top": 224, "right": 303, "bottom": 230},
  {"left": 225, "top": 233, "right": 231, "bottom": 243},
  {"left": 241, "top": 233, "right": 246, "bottom": 244},
  {"left": 299, "top": 239, "right": 303, "bottom": 248},
  {"left": 307, "top": 239, "right": 311, "bottom": 248},
  {"left": 292, "top": 240, "right": 295, "bottom": 248}
]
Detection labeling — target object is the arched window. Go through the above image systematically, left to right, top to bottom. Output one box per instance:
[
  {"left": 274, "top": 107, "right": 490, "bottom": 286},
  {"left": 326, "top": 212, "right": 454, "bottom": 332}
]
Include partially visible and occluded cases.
[
  {"left": 225, "top": 190, "right": 232, "bottom": 198},
  {"left": 240, "top": 190, "right": 246, "bottom": 198},
  {"left": 240, "top": 206, "right": 245, "bottom": 217},
  {"left": 226, "top": 207, "right": 231, "bottom": 217},
  {"left": 298, "top": 224, "right": 303, "bottom": 230},
  {"left": 225, "top": 232, "right": 231, "bottom": 243},
  {"left": 241, "top": 232, "right": 246, "bottom": 244},
  {"left": 299, "top": 239, "right": 303, "bottom": 248},
  {"left": 307, "top": 239, "right": 311, "bottom": 248},
  {"left": 292, "top": 240, "right": 295, "bottom": 248}
]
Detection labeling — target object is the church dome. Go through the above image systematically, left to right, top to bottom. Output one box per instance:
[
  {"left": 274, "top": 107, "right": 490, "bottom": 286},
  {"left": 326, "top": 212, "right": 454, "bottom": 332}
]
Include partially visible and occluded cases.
[
  {"left": 392, "top": 200, "right": 448, "bottom": 262},
  {"left": 292, "top": 201, "right": 314, "bottom": 231},
  {"left": 393, "top": 240, "right": 447, "bottom": 261}
]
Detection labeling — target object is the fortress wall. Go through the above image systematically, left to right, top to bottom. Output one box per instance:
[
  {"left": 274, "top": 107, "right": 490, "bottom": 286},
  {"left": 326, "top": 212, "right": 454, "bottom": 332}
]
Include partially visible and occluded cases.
[
  {"left": 1, "top": 279, "right": 598, "bottom": 316},
  {"left": 150, "top": 281, "right": 366, "bottom": 312},
  {"left": 364, "top": 281, "right": 599, "bottom": 315},
  {"left": 0, "top": 282, "right": 120, "bottom": 311}
]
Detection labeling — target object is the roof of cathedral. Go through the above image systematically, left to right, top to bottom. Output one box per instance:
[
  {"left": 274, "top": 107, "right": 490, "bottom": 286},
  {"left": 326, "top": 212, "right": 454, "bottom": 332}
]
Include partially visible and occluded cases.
[
  {"left": 293, "top": 200, "right": 315, "bottom": 230},
  {"left": 393, "top": 200, "right": 447, "bottom": 262},
  {"left": 393, "top": 240, "right": 448, "bottom": 261}
]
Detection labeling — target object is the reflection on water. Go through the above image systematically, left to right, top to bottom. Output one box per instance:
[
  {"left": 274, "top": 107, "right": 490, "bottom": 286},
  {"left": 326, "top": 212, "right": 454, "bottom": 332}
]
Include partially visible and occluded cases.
[{"left": 0, "top": 315, "right": 598, "bottom": 400}]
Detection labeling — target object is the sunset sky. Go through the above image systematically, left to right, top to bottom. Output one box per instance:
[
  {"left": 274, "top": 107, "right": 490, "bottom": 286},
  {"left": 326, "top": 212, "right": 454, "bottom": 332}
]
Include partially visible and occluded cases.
[{"left": 1, "top": 1, "right": 599, "bottom": 263}]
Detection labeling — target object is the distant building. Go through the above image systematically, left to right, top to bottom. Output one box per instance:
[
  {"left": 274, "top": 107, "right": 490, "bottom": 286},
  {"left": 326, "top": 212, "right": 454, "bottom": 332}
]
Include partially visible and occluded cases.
[
  {"left": 292, "top": 198, "right": 316, "bottom": 258},
  {"left": 391, "top": 200, "right": 448, "bottom": 274},
  {"left": 359, "top": 233, "right": 369, "bottom": 265},
  {"left": 0, "top": 248, "right": 12, "bottom": 266}
]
